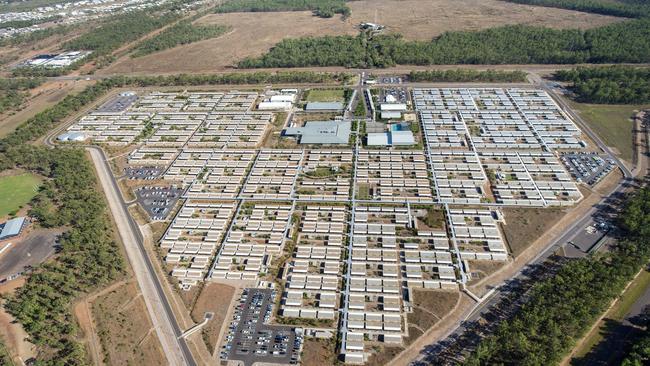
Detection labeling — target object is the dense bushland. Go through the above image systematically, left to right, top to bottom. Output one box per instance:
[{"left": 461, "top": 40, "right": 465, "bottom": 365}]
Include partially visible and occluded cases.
[
  {"left": 502, "top": 0, "right": 650, "bottom": 18},
  {"left": 238, "top": 19, "right": 650, "bottom": 68},
  {"left": 131, "top": 20, "right": 230, "bottom": 57},
  {"left": 555, "top": 66, "right": 650, "bottom": 103},
  {"left": 0, "top": 77, "right": 43, "bottom": 113}
]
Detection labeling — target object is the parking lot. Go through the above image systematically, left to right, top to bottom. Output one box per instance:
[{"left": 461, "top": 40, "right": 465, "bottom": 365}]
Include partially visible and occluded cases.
[
  {"left": 379, "top": 87, "right": 408, "bottom": 104},
  {"left": 96, "top": 93, "right": 138, "bottom": 113},
  {"left": 560, "top": 153, "right": 615, "bottom": 186},
  {"left": 125, "top": 166, "right": 164, "bottom": 180},
  {"left": 135, "top": 186, "right": 183, "bottom": 220},
  {"left": 222, "top": 288, "right": 303, "bottom": 366}
]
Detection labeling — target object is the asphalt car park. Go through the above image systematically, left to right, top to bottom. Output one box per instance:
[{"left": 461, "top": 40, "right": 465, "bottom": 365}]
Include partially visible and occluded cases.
[
  {"left": 380, "top": 87, "right": 408, "bottom": 104},
  {"left": 96, "top": 94, "right": 138, "bottom": 113},
  {"left": 560, "top": 152, "right": 614, "bottom": 186},
  {"left": 125, "top": 166, "right": 164, "bottom": 180},
  {"left": 135, "top": 186, "right": 183, "bottom": 220},
  {"left": 222, "top": 288, "right": 303, "bottom": 366}
]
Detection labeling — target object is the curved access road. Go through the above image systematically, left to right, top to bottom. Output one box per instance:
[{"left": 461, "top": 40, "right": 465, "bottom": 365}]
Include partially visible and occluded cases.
[{"left": 88, "top": 147, "right": 196, "bottom": 366}]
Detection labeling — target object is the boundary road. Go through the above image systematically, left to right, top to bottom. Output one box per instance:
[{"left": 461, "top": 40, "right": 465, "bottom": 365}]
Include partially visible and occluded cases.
[{"left": 88, "top": 147, "right": 195, "bottom": 366}]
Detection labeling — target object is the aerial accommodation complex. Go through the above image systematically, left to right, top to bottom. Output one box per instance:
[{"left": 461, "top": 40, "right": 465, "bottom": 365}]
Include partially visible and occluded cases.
[{"left": 69, "top": 84, "right": 588, "bottom": 364}]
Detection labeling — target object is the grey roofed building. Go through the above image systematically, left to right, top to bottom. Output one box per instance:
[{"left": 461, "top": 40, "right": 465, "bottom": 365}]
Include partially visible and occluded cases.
[
  {"left": 305, "top": 102, "right": 344, "bottom": 112},
  {"left": 284, "top": 121, "right": 351, "bottom": 145},
  {"left": 391, "top": 130, "right": 415, "bottom": 145},
  {"left": 366, "top": 131, "right": 415, "bottom": 146},
  {"left": 367, "top": 132, "right": 390, "bottom": 146},
  {"left": 0, "top": 217, "right": 27, "bottom": 240}
]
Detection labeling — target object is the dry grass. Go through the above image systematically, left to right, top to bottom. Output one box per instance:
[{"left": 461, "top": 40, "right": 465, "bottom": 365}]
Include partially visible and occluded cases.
[
  {"left": 101, "top": 0, "right": 621, "bottom": 74},
  {"left": 501, "top": 207, "right": 569, "bottom": 257},
  {"left": 467, "top": 260, "right": 506, "bottom": 285},
  {"left": 92, "top": 281, "right": 167, "bottom": 366},
  {"left": 190, "top": 282, "right": 235, "bottom": 353},
  {"left": 411, "top": 289, "right": 459, "bottom": 316},
  {"left": 300, "top": 338, "right": 338, "bottom": 366},
  {"left": 367, "top": 345, "right": 404, "bottom": 366}
]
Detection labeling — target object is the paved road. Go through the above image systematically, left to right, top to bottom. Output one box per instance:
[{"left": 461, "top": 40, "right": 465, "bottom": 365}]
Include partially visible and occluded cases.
[
  {"left": 88, "top": 147, "right": 195, "bottom": 366},
  {"left": 0, "top": 231, "right": 58, "bottom": 279}
]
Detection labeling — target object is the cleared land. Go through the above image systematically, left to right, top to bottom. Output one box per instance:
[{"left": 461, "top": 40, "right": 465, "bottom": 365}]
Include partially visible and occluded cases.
[
  {"left": 102, "top": 0, "right": 621, "bottom": 74},
  {"left": 305, "top": 88, "right": 345, "bottom": 102},
  {"left": 568, "top": 102, "right": 650, "bottom": 163},
  {"left": 0, "top": 173, "right": 42, "bottom": 217},
  {"left": 501, "top": 207, "right": 567, "bottom": 257},
  {"left": 91, "top": 281, "right": 167, "bottom": 366},
  {"left": 190, "top": 282, "right": 235, "bottom": 353},
  {"left": 300, "top": 338, "right": 338, "bottom": 366}
]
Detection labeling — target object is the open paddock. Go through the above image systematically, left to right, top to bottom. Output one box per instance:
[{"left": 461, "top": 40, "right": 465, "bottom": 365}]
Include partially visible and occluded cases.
[{"left": 100, "top": 0, "right": 622, "bottom": 74}]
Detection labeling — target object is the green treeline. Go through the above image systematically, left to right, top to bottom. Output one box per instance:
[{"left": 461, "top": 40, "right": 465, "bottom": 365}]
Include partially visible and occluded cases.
[
  {"left": 215, "top": 0, "right": 351, "bottom": 18},
  {"left": 502, "top": 0, "right": 650, "bottom": 18},
  {"left": 63, "top": 11, "right": 180, "bottom": 56},
  {"left": 238, "top": 19, "right": 650, "bottom": 68},
  {"left": 131, "top": 20, "right": 230, "bottom": 57},
  {"left": 555, "top": 66, "right": 650, "bottom": 103},
  {"left": 0, "top": 69, "right": 347, "bottom": 363},
  {"left": 408, "top": 70, "right": 527, "bottom": 83},
  {"left": 0, "top": 77, "right": 43, "bottom": 113},
  {"left": 2, "top": 147, "right": 124, "bottom": 365},
  {"left": 464, "top": 187, "right": 650, "bottom": 365},
  {"left": 621, "top": 324, "right": 650, "bottom": 366},
  {"left": 0, "top": 342, "right": 13, "bottom": 366}
]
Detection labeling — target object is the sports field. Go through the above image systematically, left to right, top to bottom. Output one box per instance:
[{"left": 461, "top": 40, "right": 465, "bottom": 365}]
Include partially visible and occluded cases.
[{"left": 0, "top": 173, "right": 42, "bottom": 217}]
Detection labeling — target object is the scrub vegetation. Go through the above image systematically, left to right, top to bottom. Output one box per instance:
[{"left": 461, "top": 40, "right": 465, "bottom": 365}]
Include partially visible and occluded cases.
[
  {"left": 215, "top": 0, "right": 351, "bottom": 18},
  {"left": 502, "top": 0, "right": 650, "bottom": 18},
  {"left": 238, "top": 19, "right": 650, "bottom": 68},
  {"left": 131, "top": 20, "right": 231, "bottom": 57},
  {"left": 556, "top": 66, "right": 650, "bottom": 104}
]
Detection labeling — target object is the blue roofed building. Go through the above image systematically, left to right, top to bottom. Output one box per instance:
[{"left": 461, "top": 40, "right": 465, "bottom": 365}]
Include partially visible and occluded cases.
[{"left": 0, "top": 217, "right": 28, "bottom": 240}]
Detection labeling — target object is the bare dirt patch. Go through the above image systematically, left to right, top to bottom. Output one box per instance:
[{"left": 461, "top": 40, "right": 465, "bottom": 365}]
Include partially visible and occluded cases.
[
  {"left": 102, "top": 0, "right": 621, "bottom": 74},
  {"left": 501, "top": 206, "right": 569, "bottom": 257},
  {"left": 91, "top": 281, "right": 167, "bottom": 366},
  {"left": 190, "top": 282, "right": 236, "bottom": 353}
]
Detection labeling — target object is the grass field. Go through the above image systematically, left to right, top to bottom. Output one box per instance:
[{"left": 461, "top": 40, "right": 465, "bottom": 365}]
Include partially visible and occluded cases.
[
  {"left": 305, "top": 89, "right": 345, "bottom": 102},
  {"left": 569, "top": 102, "right": 650, "bottom": 163},
  {"left": 0, "top": 173, "right": 42, "bottom": 217},
  {"left": 571, "top": 269, "right": 650, "bottom": 362}
]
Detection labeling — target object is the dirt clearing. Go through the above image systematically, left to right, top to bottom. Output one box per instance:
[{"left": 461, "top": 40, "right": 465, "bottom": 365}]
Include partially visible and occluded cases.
[{"left": 102, "top": 0, "right": 622, "bottom": 74}]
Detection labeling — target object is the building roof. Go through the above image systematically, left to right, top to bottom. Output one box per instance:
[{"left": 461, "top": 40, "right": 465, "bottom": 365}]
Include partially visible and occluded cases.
[
  {"left": 305, "top": 102, "right": 344, "bottom": 111},
  {"left": 380, "top": 103, "right": 407, "bottom": 111},
  {"left": 381, "top": 111, "right": 402, "bottom": 119},
  {"left": 285, "top": 121, "right": 351, "bottom": 145},
  {"left": 391, "top": 130, "right": 415, "bottom": 145},
  {"left": 367, "top": 133, "right": 390, "bottom": 146},
  {"left": 0, "top": 217, "right": 26, "bottom": 239}
]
